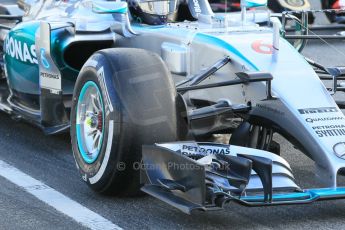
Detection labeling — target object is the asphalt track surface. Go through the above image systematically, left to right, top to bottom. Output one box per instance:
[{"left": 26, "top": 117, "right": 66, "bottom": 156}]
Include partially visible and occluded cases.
[{"left": 2, "top": 0, "right": 345, "bottom": 229}]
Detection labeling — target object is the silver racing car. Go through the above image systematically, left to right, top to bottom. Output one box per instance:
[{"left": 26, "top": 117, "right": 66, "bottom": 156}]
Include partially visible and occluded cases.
[{"left": 1, "top": 0, "right": 345, "bottom": 214}]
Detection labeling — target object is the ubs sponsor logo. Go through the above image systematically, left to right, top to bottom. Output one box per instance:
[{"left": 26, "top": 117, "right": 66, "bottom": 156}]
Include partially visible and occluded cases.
[
  {"left": 251, "top": 40, "right": 273, "bottom": 55},
  {"left": 298, "top": 107, "right": 338, "bottom": 114}
]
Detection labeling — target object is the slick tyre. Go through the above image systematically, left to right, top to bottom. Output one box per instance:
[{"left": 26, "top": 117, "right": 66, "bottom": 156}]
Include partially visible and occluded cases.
[{"left": 70, "top": 48, "right": 178, "bottom": 195}]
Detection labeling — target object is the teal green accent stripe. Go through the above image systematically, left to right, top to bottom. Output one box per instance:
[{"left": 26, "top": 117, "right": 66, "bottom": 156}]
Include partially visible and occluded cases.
[
  {"left": 245, "top": 0, "right": 267, "bottom": 7},
  {"left": 93, "top": 6, "right": 127, "bottom": 14},
  {"left": 131, "top": 26, "right": 258, "bottom": 70},
  {"left": 195, "top": 33, "right": 259, "bottom": 71},
  {"left": 242, "top": 187, "right": 345, "bottom": 203},
  {"left": 243, "top": 192, "right": 313, "bottom": 202}
]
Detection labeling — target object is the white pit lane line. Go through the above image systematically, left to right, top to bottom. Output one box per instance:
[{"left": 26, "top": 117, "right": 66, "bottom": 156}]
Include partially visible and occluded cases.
[{"left": 0, "top": 160, "right": 122, "bottom": 230}]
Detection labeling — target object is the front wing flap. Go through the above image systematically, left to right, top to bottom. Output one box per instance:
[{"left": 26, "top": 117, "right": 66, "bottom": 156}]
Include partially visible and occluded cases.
[{"left": 141, "top": 142, "right": 345, "bottom": 214}]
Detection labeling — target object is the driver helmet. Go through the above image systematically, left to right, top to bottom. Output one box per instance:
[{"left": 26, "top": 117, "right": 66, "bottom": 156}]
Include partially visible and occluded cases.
[{"left": 127, "top": 0, "right": 178, "bottom": 25}]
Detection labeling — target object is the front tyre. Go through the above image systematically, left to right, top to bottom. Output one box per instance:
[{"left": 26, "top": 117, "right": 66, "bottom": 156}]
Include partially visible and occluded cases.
[{"left": 71, "top": 48, "right": 178, "bottom": 195}]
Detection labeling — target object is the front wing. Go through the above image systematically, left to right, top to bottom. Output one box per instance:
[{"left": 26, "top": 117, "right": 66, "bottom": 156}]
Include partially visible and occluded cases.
[{"left": 141, "top": 142, "right": 345, "bottom": 214}]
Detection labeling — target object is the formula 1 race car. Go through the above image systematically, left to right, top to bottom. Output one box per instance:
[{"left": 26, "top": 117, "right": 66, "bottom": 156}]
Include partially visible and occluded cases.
[
  {"left": 2, "top": 0, "right": 345, "bottom": 214},
  {"left": 209, "top": 0, "right": 315, "bottom": 23},
  {"left": 209, "top": 0, "right": 311, "bottom": 12}
]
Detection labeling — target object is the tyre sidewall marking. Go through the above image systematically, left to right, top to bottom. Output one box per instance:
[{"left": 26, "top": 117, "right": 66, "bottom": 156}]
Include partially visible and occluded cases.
[
  {"left": 72, "top": 56, "right": 117, "bottom": 185},
  {"left": 89, "top": 65, "right": 114, "bottom": 184}
]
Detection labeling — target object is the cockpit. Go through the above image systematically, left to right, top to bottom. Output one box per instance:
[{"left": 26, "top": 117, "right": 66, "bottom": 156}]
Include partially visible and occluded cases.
[{"left": 21, "top": 0, "right": 268, "bottom": 28}]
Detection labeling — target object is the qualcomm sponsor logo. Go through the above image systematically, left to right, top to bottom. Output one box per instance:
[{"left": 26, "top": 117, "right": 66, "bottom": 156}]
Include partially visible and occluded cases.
[
  {"left": 193, "top": 0, "right": 201, "bottom": 13},
  {"left": 4, "top": 36, "right": 38, "bottom": 64},
  {"left": 305, "top": 116, "right": 345, "bottom": 123}
]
